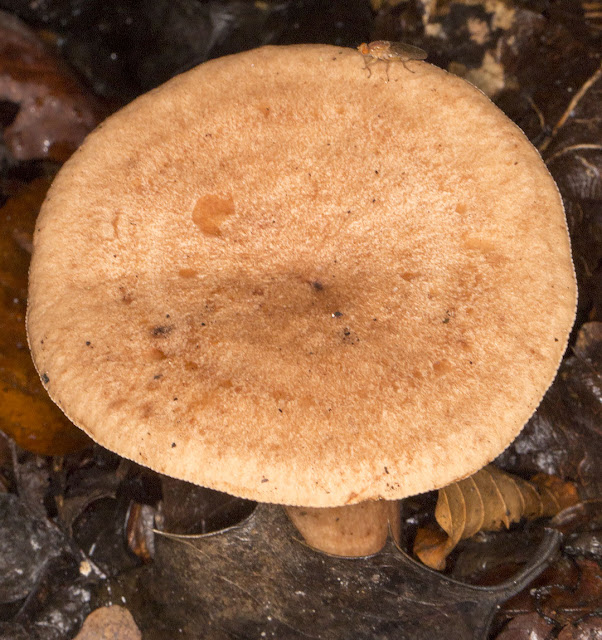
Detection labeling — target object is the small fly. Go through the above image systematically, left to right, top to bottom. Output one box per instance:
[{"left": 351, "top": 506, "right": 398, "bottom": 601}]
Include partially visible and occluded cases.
[{"left": 357, "top": 41, "right": 427, "bottom": 80}]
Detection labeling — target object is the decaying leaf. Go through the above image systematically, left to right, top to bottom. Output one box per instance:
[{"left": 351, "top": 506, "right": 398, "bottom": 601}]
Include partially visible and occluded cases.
[
  {"left": 0, "top": 10, "right": 103, "bottom": 162},
  {"left": 0, "top": 178, "right": 91, "bottom": 454},
  {"left": 414, "top": 465, "right": 579, "bottom": 570},
  {"left": 126, "top": 502, "right": 156, "bottom": 562},
  {"left": 144, "top": 503, "right": 560, "bottom": 640},
  {"left": 499, "top": 555, "right": 602, "bottom": 632},
  {"left": 495, "top": 612, "right": 555, "bottom": 640}
]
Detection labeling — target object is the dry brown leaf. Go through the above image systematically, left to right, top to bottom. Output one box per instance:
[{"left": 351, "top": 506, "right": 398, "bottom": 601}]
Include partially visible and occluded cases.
[{"left": 414, "top": 465, "right": 579, "bottom": 570}]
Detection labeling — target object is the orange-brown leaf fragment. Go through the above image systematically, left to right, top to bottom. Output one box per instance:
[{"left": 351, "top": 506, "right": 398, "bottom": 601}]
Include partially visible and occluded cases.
[
  {"left": 0, "top": 179, "right": 91, "bottom": 454},
  {"left": 414, "top": 465, "right": 579, "bottom": 570},
  {"left": 531, "top": 473, "right": 580, "bottom": 516},
  {"left": 413, "top": 524, "right": 450, "bottom": 571}
]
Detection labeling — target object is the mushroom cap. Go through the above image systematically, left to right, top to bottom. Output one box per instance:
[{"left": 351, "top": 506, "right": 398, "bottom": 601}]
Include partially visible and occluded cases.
[{"left": 27, "top": 45, "right": 576, "bottom": 507}]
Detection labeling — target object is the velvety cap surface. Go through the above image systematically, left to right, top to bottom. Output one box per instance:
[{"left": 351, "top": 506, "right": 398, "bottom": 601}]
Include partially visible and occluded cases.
[{"left": 27, "top": 45, "right": 576, "bottom": 507}]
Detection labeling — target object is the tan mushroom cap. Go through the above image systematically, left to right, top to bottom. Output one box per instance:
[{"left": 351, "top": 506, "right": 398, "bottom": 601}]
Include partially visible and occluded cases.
[{"left": 27, "top": 44, "right": 576, "bottom": 508}]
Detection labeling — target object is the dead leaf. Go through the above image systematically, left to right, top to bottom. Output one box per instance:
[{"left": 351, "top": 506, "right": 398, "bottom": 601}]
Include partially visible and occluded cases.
[
  {"left": 0, "top": 10, "right": 104, "bottom": 162},
  {"left": 0, "top": 178, "right": 91, "bottom": 454},
  {"left": 414, "top": 465, "right": 579, "bottom": 570},
  {"left": 126, "top": 502, "right": 155, "bottom": 562},
  {"left": 143, "top": 503, "right": 561, "bottom": 640},
  {"left": 498, "top": 556, "right": 602, "bottom": 630},
  {"left": 494, "top": 612, "right": 555, "bottom": 640},
  {"left": 557, "top": 616, "right": 602, "bottom": 640}
]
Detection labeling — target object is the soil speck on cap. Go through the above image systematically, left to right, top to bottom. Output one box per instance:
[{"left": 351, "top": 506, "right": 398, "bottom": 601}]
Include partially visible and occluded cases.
[
  {"left": 192, "top": 194, "right": 235, "bottom": 237},
  {"left": 41, "top": 373, "right": 49, "bottom": 383}
]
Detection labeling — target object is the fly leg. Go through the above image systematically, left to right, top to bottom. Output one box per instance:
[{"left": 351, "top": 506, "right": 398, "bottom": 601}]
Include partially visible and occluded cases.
[
  {"left": 362, "top": 56, "right": 377, "bottom": 78},
  {"left": 401, "top": 59, "right": 416, "bottom": 74}
]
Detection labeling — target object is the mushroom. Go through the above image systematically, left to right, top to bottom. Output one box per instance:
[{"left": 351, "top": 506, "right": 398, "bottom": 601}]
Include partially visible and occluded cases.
[{"left": 27, "top": 44, "right": 576, "bottom": 557}]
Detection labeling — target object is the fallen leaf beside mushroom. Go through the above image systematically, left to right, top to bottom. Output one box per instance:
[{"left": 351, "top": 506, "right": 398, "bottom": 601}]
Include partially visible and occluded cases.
[{"left": 414, "top": 465, "right": 580, "bottom": 570}]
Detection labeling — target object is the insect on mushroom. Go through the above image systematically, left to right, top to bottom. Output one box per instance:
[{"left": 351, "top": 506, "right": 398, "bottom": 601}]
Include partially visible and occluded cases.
[{"left": 357, "top": 41, "right": 427, "bottom": 80}]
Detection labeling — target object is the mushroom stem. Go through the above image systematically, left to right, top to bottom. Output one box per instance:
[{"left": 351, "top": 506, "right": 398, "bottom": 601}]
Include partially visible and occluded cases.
[{"left": 284, "top": 500, "right": 401, "bottom": 557}]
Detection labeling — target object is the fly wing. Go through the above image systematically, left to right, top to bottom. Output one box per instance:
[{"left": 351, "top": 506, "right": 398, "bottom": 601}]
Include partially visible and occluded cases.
[{"left": 389, "top": 42, "right": 428, "bottom": 61}]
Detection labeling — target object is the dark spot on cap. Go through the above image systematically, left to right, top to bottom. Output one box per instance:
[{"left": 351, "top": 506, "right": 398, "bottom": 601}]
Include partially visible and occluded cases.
[
  {"left": 311, "top": 280, "right": 324, "bottom": 291},
  {"left": 332, "top": 311, "right": 343, "bottom": 318},
  {"left": 152, "top": 325, "right": 173, "bottom": 337},
  {"left": 85, "top": 341, "right": 91, "bottom": 346},
  {"left": 42, "top": 373, "right": 49, "bottom": 384},
  {"left": 154, "top": 374, "right": 162, "bottom": 380},
  {"left": 171, "top": 442, "right": 176, "bottom": 448},
  {"left": 384, "top": 466, "right": 389, "bottom": 474},
  {"left": 261, "top": 477, "right": 269, "bottom": 483}
]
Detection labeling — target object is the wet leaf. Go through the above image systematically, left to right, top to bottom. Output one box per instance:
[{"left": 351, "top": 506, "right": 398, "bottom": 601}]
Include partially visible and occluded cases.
[
  {"left": 0, "top": 10, "right": 103, "bottom": 162},
  {"left": 0, "top": 178, "right": 91, "bottom": 454},
  {"left": 497, "top": 322, "right": 602, "bottom": 497},
  {"left": 414, "top": 466, "right": 579, "bottom": 570},
  {"left": 159, "top": 475, "right": 255, "bottom": 535},
  {"left": 0, "top": 493, "right": 66, "bottom": 602},
  {"left": 71, "top": 496, "right": 140, "bottom": 577},
  {"left": 551, "top": 499, "right": 602, "bottom": 559},
  {"left": 144, "top": 503, "right": 560, "bottom": 639},
  {"left": 10, "top": 552, "right": 93, "bottom": 640},
  {"left": 499, "top": 554, "right": 602, "bottom": 630},
  {"left": 494, "top": 612, "right": 555, "bottom": 640},
  {"left": 557, "top": 616, "right": 602, "bottom": 640}
]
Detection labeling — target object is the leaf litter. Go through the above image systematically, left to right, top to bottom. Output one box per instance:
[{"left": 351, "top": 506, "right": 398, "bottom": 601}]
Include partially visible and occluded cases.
[{"left": 0, "top": 0, "right": 600, "bottom": 638}]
